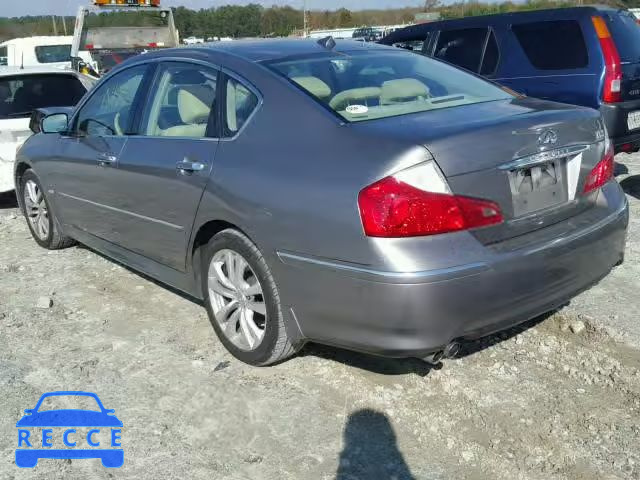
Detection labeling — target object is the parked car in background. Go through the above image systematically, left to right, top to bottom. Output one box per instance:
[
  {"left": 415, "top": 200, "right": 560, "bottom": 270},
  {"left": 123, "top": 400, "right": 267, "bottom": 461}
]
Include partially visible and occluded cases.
[
  {"left": 381, "top": 6, "right": 640, "bottom": 154},
  {"left": 352, "top": 27, "right": 383, "bottom": 42},
  {"left": 0, "top": 37, "right": 94, "bottom": 70},
  {"left": 15, "top": 40, "right": 627, "bottom": 366},
  {"left": 0, "top": 67, "right": 93, "bottom": 193}
]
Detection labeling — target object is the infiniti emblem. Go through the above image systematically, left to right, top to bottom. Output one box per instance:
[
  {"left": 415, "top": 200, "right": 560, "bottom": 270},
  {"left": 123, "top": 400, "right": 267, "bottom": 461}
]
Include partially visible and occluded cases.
[{"left": 538, "top": 129, "right": 558, "bottom": 146}]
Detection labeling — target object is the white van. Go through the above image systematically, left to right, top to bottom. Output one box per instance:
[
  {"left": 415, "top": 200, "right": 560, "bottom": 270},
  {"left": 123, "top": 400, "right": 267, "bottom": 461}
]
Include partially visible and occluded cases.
[{"left": 0, "top": 36, "right": 93, "bottom": 69}]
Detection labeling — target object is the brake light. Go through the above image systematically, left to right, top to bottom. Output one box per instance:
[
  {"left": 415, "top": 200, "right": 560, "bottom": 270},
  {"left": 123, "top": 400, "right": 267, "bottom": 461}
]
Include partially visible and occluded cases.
[
  {"left": 592, "top": 16, "right": 622, "bottom": 103},
  {"left": 583, "top": 142, "right": 614, "bottom": 194},
  {"left": 358, "top": 162, "right": 503, "bottom": 238}
]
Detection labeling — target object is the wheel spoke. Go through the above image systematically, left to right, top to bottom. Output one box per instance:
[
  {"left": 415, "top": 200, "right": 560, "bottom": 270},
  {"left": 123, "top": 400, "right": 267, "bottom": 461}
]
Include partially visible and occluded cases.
[
  {"left": 26, "top": 181, "right": 39, "bottom": 204},
  {"left": 37, "top": 214, "right": 48, "bottom": 238},
  {"left": 212, "top": 261, "right": 236, "bottom": 293},
  {"left": 208, "top": 275, "right": 236, "bottom": 299},
  {"left": 242, "top": 281, "right": 262, "bottom": 297},
  {"left": 214, "top": 299, "right": 239, "bottom": 324},
  {"left": 246, "top": 300, "right": 266, "bottom": 316},
  {"left": 222, "top": 308, "right": 241, "bottom": 338},
  {"left": 239, "top": 309, "right": 263, "bottom": 349}
]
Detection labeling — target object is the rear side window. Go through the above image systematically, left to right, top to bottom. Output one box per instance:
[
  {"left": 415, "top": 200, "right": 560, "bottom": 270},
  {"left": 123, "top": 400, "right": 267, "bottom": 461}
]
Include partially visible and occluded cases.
[
  {"left": 605, "top": 11, "right": 640, "bottom": 63},
  {"left": 512, "top": 20, "right": 588, "bottom": 70},
  {"left": 434, "top": 28, "right": 488, "bottom": 72},
  {"left": 35, "top": 45, "right": 72, "bottom": 64},
  {"left": 0, "top": 46, "right": 7, "bottom": 66},
  {"left": 224, "top": 77, "right": 259, "bottom": 137}
]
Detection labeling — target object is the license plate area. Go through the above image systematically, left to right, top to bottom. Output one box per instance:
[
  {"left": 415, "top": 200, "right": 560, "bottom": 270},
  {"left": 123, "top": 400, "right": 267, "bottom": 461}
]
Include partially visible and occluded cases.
[
  {"left": 628, "top": 110, "right": 640, "bottom": 131},
  {"left": 508, "top": 159, "right": 567, "bottom": 217}
]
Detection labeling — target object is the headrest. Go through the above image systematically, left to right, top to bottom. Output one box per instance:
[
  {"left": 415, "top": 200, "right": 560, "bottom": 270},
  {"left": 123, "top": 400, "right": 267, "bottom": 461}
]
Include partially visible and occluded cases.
[
  {"left": 292, "top": 76, "right": 332, "bottom": 99},
  {"left": 380, "top": 79, "right": 430, "bottom": 105},
  {"left": 177, "top": 85, "right": 214, "bottom": 124},
  {"left": 329, "top": 87, "right": 382, "bottom": 110}
]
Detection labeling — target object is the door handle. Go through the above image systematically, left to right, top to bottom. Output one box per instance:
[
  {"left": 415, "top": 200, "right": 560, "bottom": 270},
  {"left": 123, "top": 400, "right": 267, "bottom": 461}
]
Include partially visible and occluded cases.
[
  {"left": 97, "top": 153, "right": 117, "bottom": 166},
  {"left": 176, "top": 160, "right": 206, "bottom": 174}
]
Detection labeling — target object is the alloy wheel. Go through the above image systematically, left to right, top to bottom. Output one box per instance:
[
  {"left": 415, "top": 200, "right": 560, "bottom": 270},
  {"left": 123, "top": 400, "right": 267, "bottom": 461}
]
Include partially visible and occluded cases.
[
  {"left": 23, "top": 180, "right": 49, "bottom": 241},
  {"left": 207, "top": 249, "right": 267, "bottom": 351}
]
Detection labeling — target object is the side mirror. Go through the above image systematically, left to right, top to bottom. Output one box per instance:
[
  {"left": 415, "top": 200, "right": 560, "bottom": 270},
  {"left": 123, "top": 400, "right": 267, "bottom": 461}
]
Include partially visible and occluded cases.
[
  {"left": 41, "top": 113, "right": 69, "bottom": 134},
  {"left": 23, "top": 409, "right": 34, "bottom": 415}
]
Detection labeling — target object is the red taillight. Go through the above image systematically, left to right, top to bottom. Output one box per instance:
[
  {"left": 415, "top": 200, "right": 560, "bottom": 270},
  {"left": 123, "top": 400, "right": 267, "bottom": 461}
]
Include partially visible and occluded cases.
[
  {"left": 592, "top": 16, "right": 622, "bottom": 103},
  {"left": 583, "top": 143, "right": 614, "bottom": 194},
  {"left": 358, "top": 176, "right": 503, "bottom": 238}
]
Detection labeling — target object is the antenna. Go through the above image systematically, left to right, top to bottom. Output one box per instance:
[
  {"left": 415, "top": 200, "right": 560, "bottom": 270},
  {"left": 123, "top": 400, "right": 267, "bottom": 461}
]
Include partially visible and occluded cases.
[{"left": 317, "top": 36, "right": 336, "bottom": 50}]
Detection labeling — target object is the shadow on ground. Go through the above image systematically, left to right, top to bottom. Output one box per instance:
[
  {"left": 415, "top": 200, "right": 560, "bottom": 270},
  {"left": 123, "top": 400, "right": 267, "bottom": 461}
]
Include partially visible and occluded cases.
[
  {"left": 620, "top": 175, "right": 640, "bottom": 200},
  {"left": 0, "top": 191, "right": 17, "bottom": 209},
  {"left": 336, "top": 409, "right": 416, "bottom": 480}
]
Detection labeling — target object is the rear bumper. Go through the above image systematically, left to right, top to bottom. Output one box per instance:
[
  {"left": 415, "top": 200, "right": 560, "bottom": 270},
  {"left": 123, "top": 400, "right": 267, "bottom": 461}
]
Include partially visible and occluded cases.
[
  {"left": 599, "top": 100, "right": 640, "bottom": 152},
  {"left": 278, "top": 183, "right": 628, "bottom": 358}
]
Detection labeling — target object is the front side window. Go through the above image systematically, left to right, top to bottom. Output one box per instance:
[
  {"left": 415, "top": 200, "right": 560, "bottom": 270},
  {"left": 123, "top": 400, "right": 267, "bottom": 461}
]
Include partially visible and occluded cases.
[
  {"left": 512, "top": 20, "right": 588, "bottom": 70},
  {"left": 434, "top": 28, "right": 489, "bottom": 72},
  {"left": 35, "top": 44, "right": 72, "bottom": 64},
  {"left": 268, "top": 50, "right": 512, "bottom": 123},
  {"left": 143, "top": 63, "right": 218, "bottom": 138},
  {"left": 75, "top": 64, "right": 147, "bottom": 136},
  {"left": 0, "top": 74, "right": 86, "bottom": 119},
  {"left": 224, "top": 77, "right": 259, "bottom": 136}
]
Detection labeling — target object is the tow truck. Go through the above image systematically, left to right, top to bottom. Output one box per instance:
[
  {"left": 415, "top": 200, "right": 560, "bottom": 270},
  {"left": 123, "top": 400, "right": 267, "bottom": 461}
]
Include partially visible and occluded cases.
[{"left": 71, "top": 0, "right": 179, "bottom": 78}]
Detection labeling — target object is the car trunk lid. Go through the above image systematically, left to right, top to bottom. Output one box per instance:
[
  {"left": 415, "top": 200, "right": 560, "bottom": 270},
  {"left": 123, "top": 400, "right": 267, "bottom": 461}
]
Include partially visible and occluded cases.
[{"left": 354, "top": 98, "right": 606, "bottom": 244}]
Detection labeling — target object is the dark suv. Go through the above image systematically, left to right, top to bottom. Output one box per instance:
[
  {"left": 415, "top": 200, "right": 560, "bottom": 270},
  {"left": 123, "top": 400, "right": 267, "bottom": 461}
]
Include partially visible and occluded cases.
[{"left": 382, "top": 6, "right": 640, "bottom": 153}]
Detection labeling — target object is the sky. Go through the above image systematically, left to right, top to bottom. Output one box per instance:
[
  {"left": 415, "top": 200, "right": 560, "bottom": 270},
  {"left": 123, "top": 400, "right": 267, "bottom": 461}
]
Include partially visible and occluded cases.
[{"left": 3, "top": 0, "right": 426, "bottom": 17}]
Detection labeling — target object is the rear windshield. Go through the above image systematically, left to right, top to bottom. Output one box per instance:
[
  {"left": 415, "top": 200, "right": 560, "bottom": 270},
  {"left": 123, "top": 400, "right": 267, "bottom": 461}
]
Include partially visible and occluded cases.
[
  {"left": 605, "top": 10, "right": 640, "bottom": 63},
  {"left": 35, "top": 45, "right": 72, "bottom": 64},
  {"left": 267, "top": 50, "right": 512, "bottom": 123},
  {"left": 0, "top": 74, "right": 86, "bottom": 119}
]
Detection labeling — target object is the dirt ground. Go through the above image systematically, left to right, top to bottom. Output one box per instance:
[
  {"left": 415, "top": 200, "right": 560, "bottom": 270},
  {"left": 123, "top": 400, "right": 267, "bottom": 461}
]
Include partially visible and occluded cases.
[{"left": 1, "top": 154, "right": 640, "bottom": 480}]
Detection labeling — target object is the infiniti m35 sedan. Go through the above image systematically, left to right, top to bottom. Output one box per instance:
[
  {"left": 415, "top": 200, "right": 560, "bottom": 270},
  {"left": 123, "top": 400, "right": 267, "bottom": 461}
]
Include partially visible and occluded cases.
[{"left": 14, "top": 40, "right": 628, "bottom": 366}]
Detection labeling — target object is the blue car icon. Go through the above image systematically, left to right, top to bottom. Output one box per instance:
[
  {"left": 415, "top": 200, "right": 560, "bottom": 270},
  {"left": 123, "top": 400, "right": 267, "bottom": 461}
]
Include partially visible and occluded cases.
[{"left": 16, "top": 391, "right": 123, "bottom": 468}]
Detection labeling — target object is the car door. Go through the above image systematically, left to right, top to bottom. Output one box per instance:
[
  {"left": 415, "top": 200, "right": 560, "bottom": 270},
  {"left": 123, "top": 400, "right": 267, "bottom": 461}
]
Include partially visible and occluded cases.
[
  {"left": 94, "top": 60, "right": 220, "bottom": 271},
  {"left": 51, "top": 64, "right": 151, "bottom": 240}
]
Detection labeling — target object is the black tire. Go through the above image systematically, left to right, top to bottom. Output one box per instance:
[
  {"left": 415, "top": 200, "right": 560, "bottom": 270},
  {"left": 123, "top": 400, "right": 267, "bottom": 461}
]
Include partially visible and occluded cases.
[
  {"left": 19, "top": 169, "right": 75, "bottom": 250},
  {"left": 201, "top": 229, "right": 297, "bottom": 366}
]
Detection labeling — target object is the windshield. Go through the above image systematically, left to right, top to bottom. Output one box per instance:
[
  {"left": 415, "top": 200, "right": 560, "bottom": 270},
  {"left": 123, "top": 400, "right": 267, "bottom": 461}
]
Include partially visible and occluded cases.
[
  {"left": 35, "top": 45, "right": 72, "bottom": 64},
  {"left": 268, "top": 50, "right": 512, "bottom": 123},
  {"left": 0, "top": 74, "right": 86, "bottom": 119}
]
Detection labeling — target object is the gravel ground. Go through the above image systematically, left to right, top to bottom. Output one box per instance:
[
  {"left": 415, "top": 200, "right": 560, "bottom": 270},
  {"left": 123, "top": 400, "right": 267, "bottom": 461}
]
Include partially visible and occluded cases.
[{"left": 1, "top": 154, "right": 640, "bottom": 480}]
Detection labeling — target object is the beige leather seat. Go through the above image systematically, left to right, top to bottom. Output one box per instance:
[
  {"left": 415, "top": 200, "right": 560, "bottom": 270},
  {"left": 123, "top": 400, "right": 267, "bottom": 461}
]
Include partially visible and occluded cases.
[
  {"left": 291, "top": 76, "right": 332, "bottom": 100},
  {"left": 380, "top": 79, "right": 431, "bottom": 105},
  {"left": 160, "top": 84, "right": 214, "bottom": 137},
  {"left": 329, "top": 87, "right": 382, "bottom": 111}
]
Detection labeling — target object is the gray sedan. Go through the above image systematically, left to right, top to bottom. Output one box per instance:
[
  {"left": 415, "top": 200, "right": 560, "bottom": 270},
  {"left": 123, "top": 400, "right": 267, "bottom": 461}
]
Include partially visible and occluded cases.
[{"left": 14, "top": 40, "right": 628, "bottom": 366}]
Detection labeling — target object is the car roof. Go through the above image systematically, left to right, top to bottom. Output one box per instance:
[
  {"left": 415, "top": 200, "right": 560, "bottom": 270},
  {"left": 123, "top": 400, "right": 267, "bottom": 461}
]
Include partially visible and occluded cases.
[
  {"left": 382, "top": 5, "right": 628, "bottom": 43},
  {"left": 186, "top": 38, "right": 396, "bottom": 62},
  {"left": 0, "top": 66, "right": 80, "bottom": 78}
]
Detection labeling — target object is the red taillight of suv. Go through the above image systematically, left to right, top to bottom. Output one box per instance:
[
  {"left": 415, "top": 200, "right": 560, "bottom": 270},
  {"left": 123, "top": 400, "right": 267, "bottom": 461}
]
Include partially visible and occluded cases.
[
  {"left": 592, "top": 16, "right": 622, "bottom": 103},
  {"left": 583, "top": 142, "right": 615, "bottom": 194},
  {"left": 358, "top": 163, "right": 503, "bottom": 238}
]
